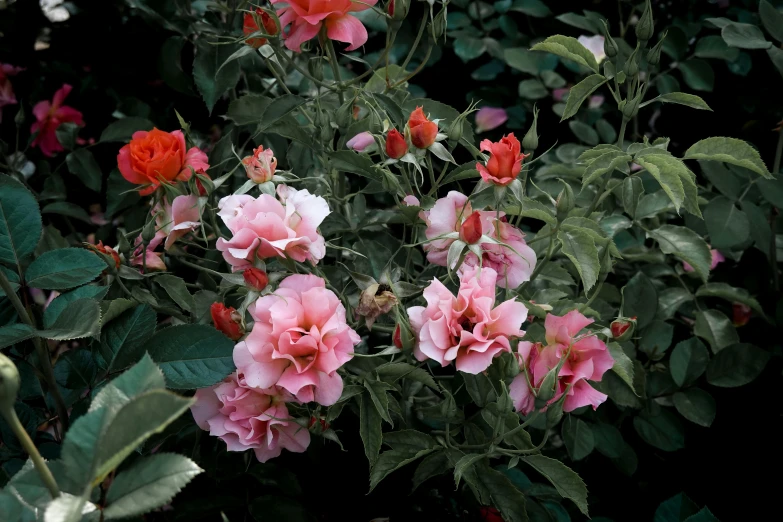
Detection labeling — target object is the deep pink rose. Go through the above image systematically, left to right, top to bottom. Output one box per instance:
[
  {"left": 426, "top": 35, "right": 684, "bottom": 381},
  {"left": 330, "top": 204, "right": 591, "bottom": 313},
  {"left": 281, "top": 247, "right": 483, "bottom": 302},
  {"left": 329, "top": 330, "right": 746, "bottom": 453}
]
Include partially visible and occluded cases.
[
  {"left": 271, "top": 0, "right": 378, "bottom": 52},
  {"left": 31, "top": 84, "right": 84, "bottom": 157},
  {"left": 216, "top": 185, "right": 330, "bottom": 270},
  {"left": 154, "top": 194, "right": 202, "bottom": 251},
  {"left": 407, "top": 266, "right": 528, "bottom": 374},
  {"left": 233, "top": 274, "right": 360, "bottom": 406},
  {"left": 509, "top": 310, "right": 614, "bottom": 415},
  {"left": 191, "top": 373, "right": 310, "bottom": 463}
]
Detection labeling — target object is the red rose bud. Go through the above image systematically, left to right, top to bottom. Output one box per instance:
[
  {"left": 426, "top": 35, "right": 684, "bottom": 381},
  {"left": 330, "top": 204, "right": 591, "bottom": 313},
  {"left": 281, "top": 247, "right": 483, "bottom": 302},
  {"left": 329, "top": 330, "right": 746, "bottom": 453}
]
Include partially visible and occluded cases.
[
  {"left": 243, "top": 8, "right": 278, "bottom": 48},
  {"left": 408, "top": 106, "right": 438, "bottom": 149},
  {"left": 385, "top": 129, "right": 408, "bottom": 159},
  {"left": 194, "top": 168, "right": 211, "bottom": 196},
  {"left": 459, "top": 211, "right": 483, "bottom": 244},
  {"left": 88, "top": 241, "right": 121, "bottom": 270},
  {"left": 243, "top": 267, "right": 269, "bottom": 292},
  {"left": 210, "top": 303, "right": 244, "bottom": 341},
  {"left": 732, "top": 303, "right": 751, "bottom": 327},
  {"left": 610, "top": 316, "right": 636, "bottom": 342},
  {"left": 393, "top": 324, "right": 403, "bottom": 349},
  {"left": 308, "top": 415, "right": 329, "bottom": 433},
  {"left": 480, "top": 507, "right": 504, "bottom": 522}
]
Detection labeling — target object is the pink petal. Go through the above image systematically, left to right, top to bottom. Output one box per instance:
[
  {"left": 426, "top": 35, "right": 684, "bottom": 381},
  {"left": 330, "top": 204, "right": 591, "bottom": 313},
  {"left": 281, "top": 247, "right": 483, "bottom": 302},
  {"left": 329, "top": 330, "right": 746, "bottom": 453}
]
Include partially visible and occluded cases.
[{"left": 325, "top": 14, "right": 368, "bottom": 51}]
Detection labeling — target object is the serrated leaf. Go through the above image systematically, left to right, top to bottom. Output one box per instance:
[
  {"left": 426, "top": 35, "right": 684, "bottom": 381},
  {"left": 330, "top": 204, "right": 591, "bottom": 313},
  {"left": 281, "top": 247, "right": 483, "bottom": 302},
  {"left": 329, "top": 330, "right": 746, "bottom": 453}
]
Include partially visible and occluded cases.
[
  {"left": 721, "top": 22, "right": 771, "bottom": 49},
  {"left": 531, "top": 35, "right": 599, "bottom": 72},
  {"left": 193, "top": 40, "right": 241, "bottom": 114},
  {"left": 560, "top": 74, "right": 607, "bottom": 120},
  {"left": 226, "top": 95, "right": 273, "bottom": 126},
  {"left": 684, "top": 137, "right": 771, "bottom": 179},
  {"left": 582, "top": 150, "right": 631, "bottom": 186},
  {"left": 634, "top": 154, "right": 686, "bottom": 212},
  {"left": 0, "top": 176, "right": 42, "bottom": 269},
  {"left": 704, "top": 196, "right": 749, "bottom": 250},
  {"left": 647, "top": 225, "right": 712, "bottom": 283},
  {"left": 557, "top": 227, "right": 599, "bottom": 291},
  {"left": 25, "top": 248, "right": 105, "bottom": 290},
  {"left": 155, "top": 275, "right": 194, "bottom": 312},
  {"left": 695, "top": 282, "right": 763, "bottom": 315},
  {"left": 44, "top": 285, "right": 108, "bottom": 328},
  {"left": 39, "top": 298, "right": 102, "bottom": 341},
  {"left": 100, "top": 305, "right": 157, "bottom": 372},
  {"left": 0, "top": 323, "right": 36, "bottom": 349},
  {"left": 608, "top": 342, "right": 636, "bottom": 393},
  {"left": 363, "top": 379, "right": 394, "bottom": 426},
  {"left": 359, "top": 393, "right": 383, "bottom": 468},
  {"left": 562, "top": 416, "right": 594, "bottom": 461},
  {"left": 369, "top": 448, "right": 434, "bottom": 493},
  {"left": 412, "top": 450, "right": 452, "bottom": 491},
  {"left": 104, "top": 453, "right": 202, "bottom": 519},
  {"left": 454, "top": 453, "right": 487, "bottom": 488},
  {"left": 522, "top": 454, "right": 589, "bottom": 517},
  {"left": 43, "top": 493, "right": 97, "bottom": 522}
]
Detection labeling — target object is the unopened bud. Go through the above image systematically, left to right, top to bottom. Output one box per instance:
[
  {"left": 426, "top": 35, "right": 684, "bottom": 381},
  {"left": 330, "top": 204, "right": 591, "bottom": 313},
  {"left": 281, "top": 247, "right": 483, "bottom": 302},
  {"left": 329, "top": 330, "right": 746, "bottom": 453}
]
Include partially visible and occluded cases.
[
  {"left": 388, "top": 0, "right": 409, "bottom": 22},
  {"left": 635, "top": 0, "right": 654, "bottom": 43},
  {"left": 431, "top": 6, "right": 447, "bottom": 39},
  {"left": 600, "top": 20, "right": 619, "bottom": 59},
  {"left": 646, "top": 31, "right": 667, "bottom": 66},
  {"left": 624, "top": 43, "right": 641, "bottom": 78},
  {"left": 308, "top": 57, "right": 324, "bottom": 82},
  {"left": 622, "top": 92, "right": 643, "bottom": 120},
  {"left": 336, "top": 100, "right": 354, "bottom": 129},
  {"left": 521, "top": 105, "right": 540, "bottom": 153},
  {"left": 555, "top": 181, "right": 575, "bottom": 220},
  {"left": 459, "top": 211, "right": 483, "bottom": 244},
  {"left": 141, "top": 217, "right": 158, "bottom": 245},
  {"left": 243, "top": 267, "right": 269, "bottom": 292},
  {"left": 610, "top": 316, "right": 637, "bottom": 342},
  {"left": 0, "top": 353, "right": 20, "bottom": 410},
  {"left": 535, "top": 368, "right": 559, "bottom": 407}
]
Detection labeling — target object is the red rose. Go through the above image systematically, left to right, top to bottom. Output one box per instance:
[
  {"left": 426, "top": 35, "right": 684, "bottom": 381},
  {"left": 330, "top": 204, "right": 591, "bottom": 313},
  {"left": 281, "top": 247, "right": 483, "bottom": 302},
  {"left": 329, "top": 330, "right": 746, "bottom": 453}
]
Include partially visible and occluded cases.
[
  {"left": 243, "top": 8, "right": 278, "bottom": 48},
  {"left": 408, "top": 106, "right": 438, "bottom": 149},
  {"left": 385, "top": 129, "right": 408, "bottom": 159},
  {"left": 476, "top": 133, "right": 529, "bottom": 186},
  {"left": 459, "top": 211, "right": 483, "bottom": 244},
  {"left": 243, "top": 267, "right": 269, "bottom": 292},
  {"left": 210, "top": 303, "right": 244, "bottom": 341},
  {"left": 732, "top": 303, "right": 751, "bottom": 327}
]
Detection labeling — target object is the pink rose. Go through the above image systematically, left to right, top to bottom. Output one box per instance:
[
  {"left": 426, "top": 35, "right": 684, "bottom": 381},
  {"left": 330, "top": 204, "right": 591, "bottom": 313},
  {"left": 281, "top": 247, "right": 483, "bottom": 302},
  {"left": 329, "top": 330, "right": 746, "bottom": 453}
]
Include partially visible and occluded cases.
[
  {"left": 271, "top": 0, "right": 378, "bottom": 52},
  {"left": 0, "top": 64, "right": 23, "bottom": 123},
  {"left": 31, "top": 84, "right": 84, "bottom": 157},
  {"left": 474, "top": 107, "right": 508, "bottom": 134},
  {"left": 346, "top": 131, "right": 376, "bottom": 152},
  {"left": 216, "top": 185, "right": 330, "bottom": 270},
  {"left": 154, "top": 195, "right": 202, "bottom": 251},
  {"left": 460, "top": 218, "right": 537, "bottom": 290},
  {"left": 130, "top": 232, "right": 167, "bottom": 272},
  {"left": 683, "top": 248, "right": 724, "bottom": 273},
  {"left": 407, "top": 266, "right": 528, "bottom": 374},
  {"left": 233, "top": 274, "right": 360, "bottom": 406},
  {"left": 509, "top": 310, "right": 614, "bottom": 415},
  {"left": 191, "top": 373, "right": 310, "bottom": 463}
]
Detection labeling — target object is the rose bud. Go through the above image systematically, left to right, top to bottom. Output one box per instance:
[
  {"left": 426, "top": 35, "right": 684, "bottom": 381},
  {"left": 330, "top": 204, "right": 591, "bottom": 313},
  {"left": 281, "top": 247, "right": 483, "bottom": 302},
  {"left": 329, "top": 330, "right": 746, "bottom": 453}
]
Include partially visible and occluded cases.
[
  {"left": 243, "top": 8, "right": 278, "bottom": 48},
  {"left": 407, "top": 106, "right": 438, "bottom": 149},
  {"left": 385, "top": 129, "right": 408, "bottom": 159},
  {"left": 476, "top": 133, "right": 529, "bottom": 186},
  {"left": 242, "top": 145, "right": 277, "bottom": 184},
  {"left": 459, "top": 211, "right": 483, "bottom": 244},
  {"left": 88, "top": 241, "right": 121, "bottom": 270},
  {"left": 243, "top": 267, "right": 269, "bottom": 292},
  {"left": 356, "top": 283, "right": 398, "bottom": 329},
  {"left": 210, "top": 303, "right": 244, "bottom": 341},
  {"left": 732, "top": 303, "right": 751, "bottom": 327},
  {"left": 610, "top": 316, "right": 637, "bottom": 342},
  {"left": 393, "top": 324, "right": 403, "bottom": 349},
  {"left": 308, "top": 415, "right": 330, "bottom": 434}
]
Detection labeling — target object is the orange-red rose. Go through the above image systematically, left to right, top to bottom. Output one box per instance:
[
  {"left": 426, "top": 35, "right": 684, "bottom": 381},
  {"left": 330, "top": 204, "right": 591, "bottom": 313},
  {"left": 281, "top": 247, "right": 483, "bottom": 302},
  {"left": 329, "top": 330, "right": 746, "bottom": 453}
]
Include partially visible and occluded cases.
[
  {"left": 408, "top": 106, "right": 438, "bottom": 149},
  {"left": 117, "top": 128, "right": 209, "bottom": 196},
  {"left": 385, "top": 129, "right": 408, "bottom": 159},
  {"left": 476, "top": 133, "right": 529, "bottom": 186}
]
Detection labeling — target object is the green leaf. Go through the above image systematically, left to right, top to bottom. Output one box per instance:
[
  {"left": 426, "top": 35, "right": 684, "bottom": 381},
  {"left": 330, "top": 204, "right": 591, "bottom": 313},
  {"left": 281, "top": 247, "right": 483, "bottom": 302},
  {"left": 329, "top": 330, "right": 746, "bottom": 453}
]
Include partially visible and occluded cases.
[
  {"left": 509, "top": 0, "right": 551, "bottom": 17},
  {"left": 760, "top": 0, "right": 783, "bottom": 43},
  {"left": 721, "top": 22, "right": 771, "bottom": 49},
  {"left": 530, "top": 35, "right": 600, "bottom": 72},
  {"left": 694, "top": 35, "right": 740, "bottom": 61},
  {"left": 454, "top": 36, "right": 487, "bottom": 61},
  {"left": 193, "top": 40, "right": 241, "bottom": 114},
  {"left": 767, "top": 45, "right": 783, "bottom": 79},
  {"left": 504, "top": 47, "right": 554, "bottom": 75},
  {"left": 678, "top": 59, "right": 714, "bottom": 92},
  {"left": 560, "top": 74, "right": 607, "bottom": 121},
  {"left": 517, "top": 79, "right": 548, "bottom": 99},
  {"left": 642, "top": 92, "right": 712, "bottom": 111},
  {"left": 257, "top": 94, "right": 307, "bottom": 133},
  {"left": 226, "top": 95, "right": 273, "bottom": 126},
  {"left": 100, "top": 118, "right": 154, "bottom": 142},
  {"left": 569, "top": 121, "right": 599, "bottom": 145},
  {"left": 684, "top": 137, "right": 771, "bottom": 178},
  {"left": 66, "top": 149, "right": 103, "bottom": 192},
  {"left": 329, "top": 150, "right": 385, "bottom": 183},
  {"left": 582, "top": 150, "right": 631, "bottom": 186},
  {"left": 634, "top": 154, "right": 687, "bottom": 212},
  {"left": 699, "top": 160, "right": 741, "bottom": 200},
  {"left": 106, "top": 169, "right": 140, "bottom": 220},
  {"left": 0, "top": 176, "right": 42, "bottom": 269},
  {"left": 622, "top": 176, "right": 644, "bottom": 218},
  {"left": 704, "top": 196, "right": 750, "bottom": 250},
  {"left": 503, "top": 198, "right": 556, "bottom": 226},
  {"left": 741, "top": 200, "right": 771, "bottom": 254},
  {"left": 42, "top": 202, "right": 93, "bottom": 225},
  {"left": 647, "top": 225, "right": 712, "bottom": 283},
  {"left": 557, "top": 227, "right": 600, "bottom": 291},
  {"left": 25, "top": 248, "right": 105, "bottom": 290},
  {"left": 621, "top": 272, "right": 657, "bottom": 329},
  {"left": 155, "top": 275, "right": 194, "bottom": 312},
  {"left": 695, "top": 282, "right": 763, "bottom": 315},
  {"left": 44, "top": 285, "right": 108, "bottom": 328},
  {"left": 37, "top": 297, "right": 101, "bottom": 341},
  {"left": 100, "top": 305, "right": 157, "bottom": 372},
  {"left": 693, "top": 309, "right": 739, "bottom": 354},
  {"left": 639, "top": 320, "right": 675, "bottom": 360},
  {"left": 0, "top": 323, "right": 36, "bottom": 349},
  {"left": 145, "top": 324, "right": 235, "bottom": 389},
  {"left": 669, "top": 337, "right": 710, "bottom": 387},
  {"left": 608, "top": 342, "right": 636, "bottom": 393},
  {"left": 706, "top": 343, "right": 769, "bottom": 387},
  {"left": 55, "top": 349, "right": 97, "bottom": 390},
  {"left": 90, "top": 354, "right": 166, "bottom": 415},
  {"left": 376, "top": 362, "right": 438, "bottom": 390},
  {"left": 462, "top": 372, "right": 499, "bottom": 407},
  {"left": 363, "top": 379, "right": 394, "bottom": 426},
  {"left": 673, "top": 388, "right": 716, "bottom": 427},
  {"left": 359, "top": 393, "right": 383, "bottom": 467},
  {"left": 633, "top": 408, "right": 684, "bottom": 451},
  {"left": 562, "top": 416, "right": 594, "bottom": 461},
  {"left": 592, "top": 423, "right": 624, "bottom": 459},
  {"left": 382, "top": 430, "right": 437, "bottom": 451},
  {"left": 369, "top": 448, "right": 434, "bottom": 493},
  {"left": 412, "top": 450, "right": 452, "bottom": 491},
  {"left": 104, "top": 453, "right": 202, "bottom": 519},
  {"left": 453, "top": 453, "right": 487, "bottom": 488},
  {"left": 522, "top": 455, "right": 589, "bottom": 517},
  {"left": 477, "top": 466, "right": 530, "bottom": 522},
  {"left": 655, "top": 492, "right": 700, "bottom": 522},
  {"left": 43, "top": 493, "right": 97, "bottom": 522},
  {"left": 249, "top": 495, "right": 313, "bottom": 522},
  {"left": 685, "top": 507, "right": 720, "bottom": 522}
]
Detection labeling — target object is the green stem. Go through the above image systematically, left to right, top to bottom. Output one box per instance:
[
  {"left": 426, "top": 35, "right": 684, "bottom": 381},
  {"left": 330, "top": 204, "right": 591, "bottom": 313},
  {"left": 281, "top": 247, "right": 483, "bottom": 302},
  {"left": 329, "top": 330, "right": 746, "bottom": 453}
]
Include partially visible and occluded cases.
[
  {"left": 399, "top": 12, "right": 428, "bottom": 78},
  {"left": 324, "top": 37, "right": 345, "bottom": 104},
  {"left": 617, "top": 118, "right": 628, "bottom": 149},
  {"left": 0, "top": 270, "right": 70, "bottom": 432},
  {"left": 0, "top": 405, "right": 60, "bottom": 497}
]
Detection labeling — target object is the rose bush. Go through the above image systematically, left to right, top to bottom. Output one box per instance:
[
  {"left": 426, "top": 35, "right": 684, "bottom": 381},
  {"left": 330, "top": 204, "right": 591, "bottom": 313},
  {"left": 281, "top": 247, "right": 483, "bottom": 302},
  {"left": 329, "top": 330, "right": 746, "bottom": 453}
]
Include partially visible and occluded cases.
[{"left": 0, "top": 1, "right": 780, "bottom": 521}]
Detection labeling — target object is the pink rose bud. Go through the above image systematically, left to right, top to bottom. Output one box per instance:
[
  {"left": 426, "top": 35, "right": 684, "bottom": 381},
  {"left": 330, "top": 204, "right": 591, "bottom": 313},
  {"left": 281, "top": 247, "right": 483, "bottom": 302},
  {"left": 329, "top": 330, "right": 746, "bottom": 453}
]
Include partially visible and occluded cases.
[
  {"left": 474, "top": 107, "right": 508, "bottom": 134},
  {"left": 385, "top": 129, "right": 408, "bottom": 159},
  {"left": 346, "top": 131, "right": 376, "bottom": 152},
  {"left": 242, "top": 145, "right": 277, "bottom": 183},
  {"left": 459, "top": 211, "right": 483, "bottom": 244},
  {"left": 243, "top": 267, "right": 269, "bottom": 292}
]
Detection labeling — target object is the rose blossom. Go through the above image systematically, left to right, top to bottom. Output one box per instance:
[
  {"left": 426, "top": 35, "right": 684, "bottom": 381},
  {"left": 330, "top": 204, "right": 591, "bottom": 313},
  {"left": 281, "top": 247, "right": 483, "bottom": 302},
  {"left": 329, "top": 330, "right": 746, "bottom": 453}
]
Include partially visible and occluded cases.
[
  {"left": 271, "top": 0, "right": 378, "bottom": 52},
  {"left": 243, "top": 8, "right": 279, "bottom": 48},
  {"left": 0, "top": 64, "right": 23, "bottom": 123},
  {"left": 31, "top": 84, "right": 84, "bottom": 157},
  {"left": 408, "top": 106, "right": 439, "bottom": 149},
  {"left": 474, "top": 107, "right": 508, "bottom": 134},
  {"left": 117, "top": 128, "right": 209, "bottom": 196},
  {"left": 346, "top": 131, "right": 376, "bottom": 152},
  {"left": 477, "top": 133, "right": 529, "bottom": 186},
  {"left": 242, "top": 145, "right": 277, "bottom": 183},
  {"left": 216, "top": 185, "right": 329, "bottom": 270},
  {"left": 154, "top": 194, "right": 202, "bottom": 251},
  {"left": 130, "top": 232, "right": 166, "bottom": 272},
  {"left": 683, "top": 248, "right": 724, "bottom": 273},
  {"left": 407, "top": 266, "right": 528, "bottom": 374},
  {"left": 233, "top": 274, "right": 360, "bottom": 406},
  {"left": 509, "top": 310, "right": 614, "bottom": 415},
  {"left": 191, "top": 373, "right": 310, "bottom": 463}
]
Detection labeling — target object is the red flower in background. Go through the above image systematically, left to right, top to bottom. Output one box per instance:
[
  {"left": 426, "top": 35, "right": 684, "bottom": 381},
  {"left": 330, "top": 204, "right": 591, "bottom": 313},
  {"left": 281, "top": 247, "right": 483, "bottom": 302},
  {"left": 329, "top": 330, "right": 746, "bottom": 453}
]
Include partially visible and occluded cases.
[
  {"left": 243, "top": 8, "right": 279, "bottom": 48},
  {"left": 0, "top": 63, "right": 23, "bottom": 123},
  {"left": 31, "top": 84, "right": 84, "bottom": 157}
]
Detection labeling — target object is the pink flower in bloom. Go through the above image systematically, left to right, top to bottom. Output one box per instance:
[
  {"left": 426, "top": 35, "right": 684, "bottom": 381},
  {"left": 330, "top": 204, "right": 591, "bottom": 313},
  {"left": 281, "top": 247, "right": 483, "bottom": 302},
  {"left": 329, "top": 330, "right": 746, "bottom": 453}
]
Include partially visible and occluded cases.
[
  {"left": 271, "top": 0, "right": 378, "bottom": 52},
  {"left": 0, "top": 64, "right": 23, "bottom": 123},
  {"left": 31, "top": 84, "right": 84, "bottom": 157},
  {"left": 474, "top": 107, "right": 508, "bottom": 134},
  {"left": 346, "top": 131, "right": 376, "bottom": 152},
  {"left": 216, "top": 185, "right": 330, "bottom": 270},
  {"left": 154, "top": 195, "right": 202, "bottom": 251},
  {"left": 130, "top": 232, "right": 167, "bottom": 272},
  {"left": 683, "top": 249, "right": 724, "bottom": 273},
  {"left": 407, "top": 266, "right": 528, "bottom": 374},
  {"left": 233, "top": 274, "right": 360, "bottom": 406},
  {"left": 509, "top": 310, "right": 614, "bottom": 415},
  {"left": 191, "top": 373, "right": 310, "bottom": 463}
]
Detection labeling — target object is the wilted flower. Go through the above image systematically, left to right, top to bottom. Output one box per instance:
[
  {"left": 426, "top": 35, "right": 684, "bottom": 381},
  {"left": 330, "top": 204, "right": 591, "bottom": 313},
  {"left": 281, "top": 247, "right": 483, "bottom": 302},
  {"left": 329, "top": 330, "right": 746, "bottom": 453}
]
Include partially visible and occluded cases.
[{"left": 356, "top": 283, "right": 398, "bottom": 329}]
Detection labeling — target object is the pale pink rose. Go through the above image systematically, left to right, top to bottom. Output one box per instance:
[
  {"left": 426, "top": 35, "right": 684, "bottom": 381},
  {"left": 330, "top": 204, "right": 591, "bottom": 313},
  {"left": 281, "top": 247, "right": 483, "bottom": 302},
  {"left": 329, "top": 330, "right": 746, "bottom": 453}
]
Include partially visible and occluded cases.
[
  {"left": 271, "top": 0, "right": 378, "bottom": 52},
  {"left": 577, "top": 35, "right": 606, "bottom": 64},
  {"left": 0, "top": 64, "right": 23, "bottom": 123},
  {"left": 31, "top": 84, "right": 84, "bottom": 157},
  {"left": 474, "top": 107, "right": 508, "bottom": 134},
  {"left": 346, "top": 131, "right": 376, "bottom": 152},
  {"left": 216, "top": 185, "right": 330, "bottom": 270},
  {"left": 421, "top": 191, "right": 481, "bottom": 266},
  {"left": 154, "top": 195, "right": 202, "bottom": 251},
  {"left": 402, "top": 195, "right": 420, "bottom": 207},
  {"left": 460, "top": 218, "right": 537, "bottom": 289},
  {"left": 130, "top": 232, "right": 167, "bottom": 272},
  {"left": 683, "top": 249, "right": 724, "bottom": 273},
  {"left": 407, "top": 266, "right": 528, "bottom": 374},
  {"left": 233, "top": 274, "right": 360, "bottom": 406},
  {"left": 509, "top": 310, "right": 614, "bottom": 415},
  {"left": 191, "top": 373, "right": 310, "bottom": 463}
]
